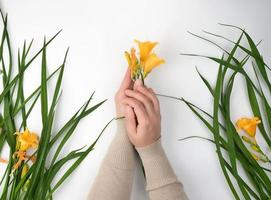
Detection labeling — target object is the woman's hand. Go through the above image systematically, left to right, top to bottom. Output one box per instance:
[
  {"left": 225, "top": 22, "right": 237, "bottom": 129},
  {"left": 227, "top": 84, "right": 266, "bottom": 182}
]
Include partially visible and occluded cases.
[
  {"left": 115, "top": 68, "right": 133, "bottom": 117},
  {"left": 122, "top": 79, "right": 161, "bottom": 147}
]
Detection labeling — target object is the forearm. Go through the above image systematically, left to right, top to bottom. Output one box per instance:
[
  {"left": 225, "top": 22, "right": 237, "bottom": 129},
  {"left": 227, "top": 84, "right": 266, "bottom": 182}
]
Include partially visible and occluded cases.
[
  {"left": 87, "top": 118, "right": 136, "bottom": 200},
  {"left": 136, "top": 139, "right": 189, "bottom": 200}
]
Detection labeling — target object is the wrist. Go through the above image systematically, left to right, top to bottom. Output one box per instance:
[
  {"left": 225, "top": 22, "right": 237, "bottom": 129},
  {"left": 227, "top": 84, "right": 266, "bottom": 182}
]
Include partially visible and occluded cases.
[
  {"left": 133, "top": 135, "right": 161, "bottom": 148},
  {"left": 135, "top": 137, "right": 164, "bottom": 159}
]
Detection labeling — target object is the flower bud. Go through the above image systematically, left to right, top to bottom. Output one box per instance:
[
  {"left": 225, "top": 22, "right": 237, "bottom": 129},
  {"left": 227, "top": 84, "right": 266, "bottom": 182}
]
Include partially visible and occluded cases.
[
  {"left": 251, "top": 144, "right": 261, "bottom": 152},
  {"left": 250, "top": 152, "right": 260, "bottom": 161},
  {"left": 21, "top": 164, "right": 29, "bottom": 178}
]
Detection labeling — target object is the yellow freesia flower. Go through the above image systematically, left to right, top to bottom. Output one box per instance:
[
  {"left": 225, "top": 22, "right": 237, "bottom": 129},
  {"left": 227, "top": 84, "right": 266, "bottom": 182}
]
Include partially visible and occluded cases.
[
  {"left": 236, "top": 117, "right": 261, "bottom": 137},
  {"left": 15, "top": 128, "right": 39, "bottom": 151}
]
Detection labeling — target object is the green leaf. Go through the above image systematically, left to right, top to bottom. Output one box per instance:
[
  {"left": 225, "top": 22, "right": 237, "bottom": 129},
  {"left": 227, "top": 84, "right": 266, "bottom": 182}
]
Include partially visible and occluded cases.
[
  {"left": 41, "top": 38, "right": 48, "bottom": 127},
  {"left": 246, "top": 79, "right": 271, "bottom": 147},
  {"left": 45, "top": 117, "right": 116, "bottom": 199}
]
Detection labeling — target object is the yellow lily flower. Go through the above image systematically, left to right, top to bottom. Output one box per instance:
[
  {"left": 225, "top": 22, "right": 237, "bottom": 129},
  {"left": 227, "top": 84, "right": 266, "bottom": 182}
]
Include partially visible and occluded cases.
[
  {"left": 124, "top": 40, "right": 165, "bottom": 80},
  {"left": 134, "top": 40, "right": 158, "bottom": 62},
  {"left": 143, "top": 53, "right": 165, "bottom": 77},
  {"left": 236, "top": 117, "right": 261, "bottom": 137},
  {"left": 11, "top": 128, "right": 39, "bottom": 171},
  {"left": 15, "top": 128, "right": 39, "bottom": 151},
  {"left": 13, "top": 150, "right": 27, "bottom": 171},
  {"left": 12, "top": 152, "right": 37, "bottom": 172}
]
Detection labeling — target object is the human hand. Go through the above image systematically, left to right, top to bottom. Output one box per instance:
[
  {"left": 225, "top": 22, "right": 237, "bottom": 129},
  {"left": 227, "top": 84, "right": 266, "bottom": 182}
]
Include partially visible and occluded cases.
[
  {"left": 115, "top": 68, "right": 134, "bottom": 118},
  {"left": 122, "top": 80, "right": 161, "bottom": 147}
]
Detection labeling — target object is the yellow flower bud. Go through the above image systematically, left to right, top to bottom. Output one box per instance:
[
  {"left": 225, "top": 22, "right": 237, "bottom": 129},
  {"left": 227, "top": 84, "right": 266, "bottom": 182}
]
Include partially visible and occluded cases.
[
  {"left": 241, "top": 135, "right": 251, "bottom": 143},
  {"left": 250, "top": 144, "right": 261, "bottom": 152},
  {"left": 250, "top": 152, "right": 260, "bottom": 161},
  {"left": 260, "top": 155, "right": 269, "bottom": 163},
  {"left": 21, "top": 164, "right": 29, "bottom": 178},
  {"left": 23, "top": 179, "right": 30, "bottom": 192}
]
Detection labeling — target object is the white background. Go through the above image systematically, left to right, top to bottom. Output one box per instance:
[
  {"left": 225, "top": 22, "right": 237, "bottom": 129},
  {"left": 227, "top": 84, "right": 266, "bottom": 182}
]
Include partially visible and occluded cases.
[{"left": 1, "top": 0, "right": 271, "bottom": 199}]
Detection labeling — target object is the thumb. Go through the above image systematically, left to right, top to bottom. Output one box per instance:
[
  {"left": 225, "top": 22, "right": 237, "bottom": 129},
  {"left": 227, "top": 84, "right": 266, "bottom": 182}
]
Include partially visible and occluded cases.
[
  {"left": 120, "top": 68, "right": 133, "bottom": 91},
  {"left": 124, "top": 105, "right": 137, "bottom": 138}
]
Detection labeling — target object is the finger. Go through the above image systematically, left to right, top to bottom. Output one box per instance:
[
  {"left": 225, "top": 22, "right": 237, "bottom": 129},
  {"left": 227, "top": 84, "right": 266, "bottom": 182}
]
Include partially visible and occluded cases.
[
  {"left": 120, "top": 68, "right": 133, "bottom": 91},
  {"left": 133, "top": 79, "right": 143, "bottom": 91},
  {"left": 137, "top": 86, "right": 160, "bottom": 112},
  {"left": 125, "top": 89, "right": 154, "bottom": 116},
  {"left": 122, "top": 97, "right": 148, "bottom": 124},
  {"left": 124, "top": 105, "right": 137, "bottom": 137}
]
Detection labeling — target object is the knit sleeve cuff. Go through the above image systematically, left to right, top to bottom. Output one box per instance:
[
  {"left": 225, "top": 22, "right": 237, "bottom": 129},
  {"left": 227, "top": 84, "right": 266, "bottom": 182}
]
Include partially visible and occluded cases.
[
  {"left": 102, "top": 117, "right": 135, "bottom": 170},
  {"left": 116, "top": 117, "right": 126, "bottom": 130},
  {"left": 136, "top": 138, "right": 164, "bottom": 160},
  {"left": 135, "top": 139, "right": 180, "bottom": 190}
]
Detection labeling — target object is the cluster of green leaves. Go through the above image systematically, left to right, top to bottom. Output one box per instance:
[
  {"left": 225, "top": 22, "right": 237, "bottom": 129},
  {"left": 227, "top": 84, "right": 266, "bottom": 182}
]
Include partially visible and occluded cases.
[
  {"left": 0, "top": 10, "right": 110, "bottom": 200},
  {"left": 154, "top": 25, "right": 271, "bottom": 199},
  {"left": 178, "top": 25, "right": 271, "bottom": 200}
]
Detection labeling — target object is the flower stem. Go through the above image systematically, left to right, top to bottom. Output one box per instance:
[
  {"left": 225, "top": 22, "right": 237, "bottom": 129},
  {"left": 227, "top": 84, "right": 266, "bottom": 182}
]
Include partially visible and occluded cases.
[
  {"left": 139, "top": 72, "right": 145, "bottom": 86},
  {"left": 155, "top": 93, "right": 183, "bottom": 101}
]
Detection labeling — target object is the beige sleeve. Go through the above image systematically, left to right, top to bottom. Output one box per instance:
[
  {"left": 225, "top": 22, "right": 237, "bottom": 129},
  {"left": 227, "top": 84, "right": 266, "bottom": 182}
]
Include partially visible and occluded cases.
[
  {"left": 87, "top": 118, "right": 136, "bottom": 200},
  {"left": 136, "top": 139, "right": 189, "bottom": 200}
]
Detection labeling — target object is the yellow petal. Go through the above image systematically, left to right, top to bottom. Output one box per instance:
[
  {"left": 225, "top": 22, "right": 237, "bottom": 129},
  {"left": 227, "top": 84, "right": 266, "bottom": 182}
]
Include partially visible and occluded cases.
[
  {"left": 134, "top": 40, "right": 158, "bottom": 62},
  {"left": 127, "top": 48, "right": 139, "bottom": 79},
  {"left": 124, "top": 51, "right": 131, "bottom": 66},
  {"left": 143, "top": 53, "right": 165, "bottom": 76},
  {"left": 236, "top": 117, "right": 261, "bottom": 137},
  {"left": 16, "top": 128, "right": 39, "bottom": 151},
  {"left": 250, "top": 144, "right": 261, "bottom": 152},
  {"left": 13, "top": 150, "right": 27, "bottom": 171},
  {"left": 250, "top": 152, "right": 260, "bottom": 161},
  {"left": 26, "top": 155, "right": 37, "bottom": 163},
  {"left": 21, "top": 164, "right": 29, "bottom": 177}
]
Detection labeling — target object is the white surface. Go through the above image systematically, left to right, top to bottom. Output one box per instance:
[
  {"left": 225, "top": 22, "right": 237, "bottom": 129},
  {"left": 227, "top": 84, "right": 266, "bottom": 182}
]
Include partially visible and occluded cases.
[{"left": 1, "top": 0, "right": 271, "bottom": 199}]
